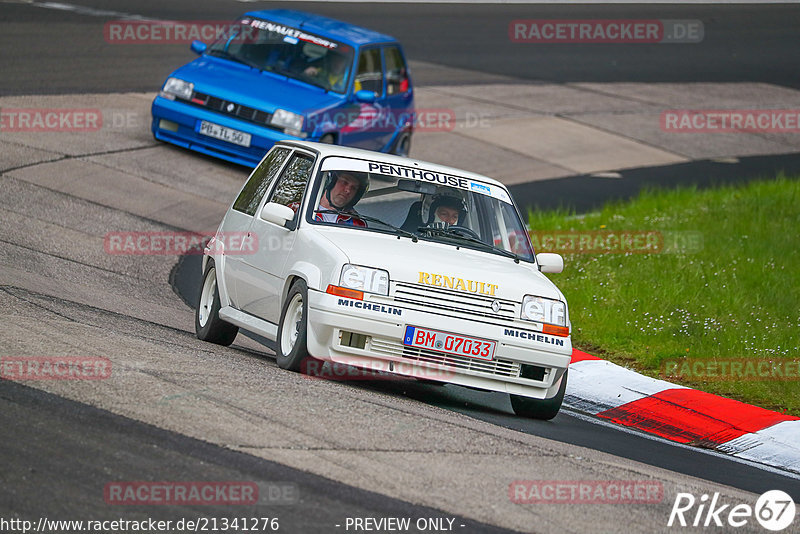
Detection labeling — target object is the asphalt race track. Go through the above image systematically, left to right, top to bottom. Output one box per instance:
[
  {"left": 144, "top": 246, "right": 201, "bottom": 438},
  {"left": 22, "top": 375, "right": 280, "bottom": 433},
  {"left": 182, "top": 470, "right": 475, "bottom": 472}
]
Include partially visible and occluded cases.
[
  {"left": 2, "top": 1, "right": 800, "bottom": 533},
  {"left": 3, "top": 1, "right": 800, "bottom": 95},
  {"left": 1, "top": 379, "right": 516, "bottom": 533}
]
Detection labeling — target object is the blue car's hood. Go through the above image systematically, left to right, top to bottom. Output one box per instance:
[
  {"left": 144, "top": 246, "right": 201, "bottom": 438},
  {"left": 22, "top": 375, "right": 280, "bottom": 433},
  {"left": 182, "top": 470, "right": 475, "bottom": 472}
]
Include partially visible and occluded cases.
[{"left": 171, "top": 57, "right": 344, "bottom": 115}]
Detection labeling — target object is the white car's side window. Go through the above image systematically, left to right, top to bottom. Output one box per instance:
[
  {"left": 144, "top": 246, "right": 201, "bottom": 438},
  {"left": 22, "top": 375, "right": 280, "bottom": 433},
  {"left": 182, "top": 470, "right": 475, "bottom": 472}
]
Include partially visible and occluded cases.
[
  {"left": 232, "top": 147, "right": 291, "bottom": 216},
  {"left": 267, "top": 152, "right": 316, "bottom": 222}
]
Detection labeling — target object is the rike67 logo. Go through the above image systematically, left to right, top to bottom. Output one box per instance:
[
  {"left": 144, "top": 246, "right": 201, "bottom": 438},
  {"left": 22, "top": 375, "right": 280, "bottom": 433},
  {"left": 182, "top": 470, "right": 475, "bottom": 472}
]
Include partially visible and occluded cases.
[{"left": 668, "top": 490, "right": 796, "bottom": 531}]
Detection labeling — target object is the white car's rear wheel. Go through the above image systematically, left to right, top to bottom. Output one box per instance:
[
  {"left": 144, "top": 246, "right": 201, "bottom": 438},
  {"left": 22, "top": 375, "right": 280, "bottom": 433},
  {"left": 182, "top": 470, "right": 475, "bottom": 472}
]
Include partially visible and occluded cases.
[
  {"left": 195, "top": 260, "right": 239, "bottom": 346},
  {"left": 276, "top": 280, "right": 311, "bottom": 371}
]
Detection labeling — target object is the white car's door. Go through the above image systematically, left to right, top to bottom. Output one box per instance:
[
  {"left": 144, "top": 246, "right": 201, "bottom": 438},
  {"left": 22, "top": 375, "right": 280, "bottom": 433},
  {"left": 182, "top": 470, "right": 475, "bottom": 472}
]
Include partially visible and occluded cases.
[
  {"left": 221, "top": 147, "right": 292, "bottom": 308},
  {"left": 236, "top": 150, "right": 316, "bottom": 324}
]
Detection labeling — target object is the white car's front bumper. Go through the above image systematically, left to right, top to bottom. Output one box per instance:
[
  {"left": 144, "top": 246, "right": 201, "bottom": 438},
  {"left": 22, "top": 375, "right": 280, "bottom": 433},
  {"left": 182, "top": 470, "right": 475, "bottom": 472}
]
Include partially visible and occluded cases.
[{"left": 306, "top": 290, "right": 571, "bottom": 399}]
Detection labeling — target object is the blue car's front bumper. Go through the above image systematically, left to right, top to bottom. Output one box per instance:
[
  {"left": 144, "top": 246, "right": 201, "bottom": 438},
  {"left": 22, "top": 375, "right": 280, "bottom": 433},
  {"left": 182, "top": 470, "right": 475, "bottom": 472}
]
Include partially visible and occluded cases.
[{"left": 151, "top": 95, "right": 312, "bottom": 167}]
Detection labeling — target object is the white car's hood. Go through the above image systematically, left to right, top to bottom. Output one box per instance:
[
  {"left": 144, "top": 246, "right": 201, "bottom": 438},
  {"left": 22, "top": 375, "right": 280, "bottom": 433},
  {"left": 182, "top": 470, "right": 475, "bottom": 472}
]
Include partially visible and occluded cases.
[{"left": 314, "top": 227, "right": 563, "bottom": 302}]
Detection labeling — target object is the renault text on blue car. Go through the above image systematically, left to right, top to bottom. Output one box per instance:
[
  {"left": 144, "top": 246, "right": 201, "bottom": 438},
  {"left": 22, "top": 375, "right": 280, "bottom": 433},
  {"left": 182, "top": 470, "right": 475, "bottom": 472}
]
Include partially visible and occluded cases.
[{"left": 151, "top": 10, "right": 414, "bottom": 167}]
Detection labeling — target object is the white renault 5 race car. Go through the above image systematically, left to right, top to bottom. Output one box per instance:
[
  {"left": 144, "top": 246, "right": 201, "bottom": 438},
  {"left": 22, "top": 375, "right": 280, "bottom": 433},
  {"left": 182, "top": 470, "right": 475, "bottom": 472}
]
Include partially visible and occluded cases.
[{"left": 196, "top": 141, "right": 571, "bottom": 419}]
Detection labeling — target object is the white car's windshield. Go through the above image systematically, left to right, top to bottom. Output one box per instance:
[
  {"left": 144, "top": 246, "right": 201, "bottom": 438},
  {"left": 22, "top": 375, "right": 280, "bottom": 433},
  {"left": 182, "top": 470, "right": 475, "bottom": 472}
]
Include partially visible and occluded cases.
[
  {"left": 207, "top": 18, "right": 354, "bottom": 94},
  {"left": 307, "top": 157, "right": 535, "bottom": 262}
]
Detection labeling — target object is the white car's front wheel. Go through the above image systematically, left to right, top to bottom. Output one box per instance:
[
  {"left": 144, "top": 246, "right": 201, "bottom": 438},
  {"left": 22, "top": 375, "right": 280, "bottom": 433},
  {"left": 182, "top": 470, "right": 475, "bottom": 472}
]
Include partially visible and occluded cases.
[
  {"left": 195, "top": 260, "right": 239, "bottom": 346},
  {"left": 276, "top": 280, "right": 311, "bottom": 371},
  {"left": 510, "top": 370, "right": 568, "bottom": 420}
]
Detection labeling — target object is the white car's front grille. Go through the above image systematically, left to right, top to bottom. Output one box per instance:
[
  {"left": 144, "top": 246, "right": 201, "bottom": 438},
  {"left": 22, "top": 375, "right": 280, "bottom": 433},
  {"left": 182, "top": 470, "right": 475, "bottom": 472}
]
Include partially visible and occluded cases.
[
  {"left": 392, "top": 282, "right": 516, "bottom": 324},
  {"left": 370, "top": 338, "right": 521, "bottom": 378}
]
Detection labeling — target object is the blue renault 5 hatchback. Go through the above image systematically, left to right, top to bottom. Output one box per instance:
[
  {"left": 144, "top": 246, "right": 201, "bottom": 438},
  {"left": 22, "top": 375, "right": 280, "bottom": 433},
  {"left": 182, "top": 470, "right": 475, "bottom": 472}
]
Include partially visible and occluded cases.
[{"left": 151, "top": 10, "right": 414, "bottom": 166}]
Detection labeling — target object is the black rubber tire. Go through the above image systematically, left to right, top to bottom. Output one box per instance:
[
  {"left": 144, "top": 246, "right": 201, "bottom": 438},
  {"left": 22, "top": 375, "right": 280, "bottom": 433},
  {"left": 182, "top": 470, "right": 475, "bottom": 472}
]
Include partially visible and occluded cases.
[
  {"left": 390, "top": 132, "right": 411, "bottom": 156},
  {"left": 195, "top": 260, "right": 239, "bottom": 346},
  {"left": 276, "top": 280, "right": 311, "bottom": 372},
  {"left": 510, "top": 370, "right": 568, "bottom": 420}
]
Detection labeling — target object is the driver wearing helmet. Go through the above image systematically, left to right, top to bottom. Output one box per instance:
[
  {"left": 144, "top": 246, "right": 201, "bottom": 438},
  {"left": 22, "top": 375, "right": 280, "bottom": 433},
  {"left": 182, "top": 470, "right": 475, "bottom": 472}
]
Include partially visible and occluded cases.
[{"left": 315, "top": 170, "right": 368, "bottom": 227}]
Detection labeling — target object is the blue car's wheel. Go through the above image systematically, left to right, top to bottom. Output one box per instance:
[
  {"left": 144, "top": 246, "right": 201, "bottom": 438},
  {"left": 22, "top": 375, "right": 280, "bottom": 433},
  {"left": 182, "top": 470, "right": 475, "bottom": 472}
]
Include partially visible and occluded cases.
[{"left": 391, "top": 132, "right": 411, "bottom": 157}]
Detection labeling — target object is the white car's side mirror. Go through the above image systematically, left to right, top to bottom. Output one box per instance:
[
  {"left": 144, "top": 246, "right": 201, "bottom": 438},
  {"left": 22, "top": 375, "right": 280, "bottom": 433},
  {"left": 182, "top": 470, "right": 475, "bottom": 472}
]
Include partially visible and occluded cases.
[
  {"left": 260, "top": 202, "right": 295, "bottom": 226},
  {"left": 536, "top": 253, "right": 563, "bottom": 273}
]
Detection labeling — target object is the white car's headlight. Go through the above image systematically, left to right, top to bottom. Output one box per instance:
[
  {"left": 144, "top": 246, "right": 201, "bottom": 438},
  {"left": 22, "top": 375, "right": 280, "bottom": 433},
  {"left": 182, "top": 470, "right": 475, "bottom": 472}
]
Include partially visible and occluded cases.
[
  {"left": 160, "top": 77, "right": 194, "bottom": 100},
  {"left": 270, "top": 108, "right": 304, "bottom": 133},
  {"left": 339, "top": 264, "right": 389, "bottom": 296},
  {"left": 521, "top": 295, "right": 566, "bottom": 326}
]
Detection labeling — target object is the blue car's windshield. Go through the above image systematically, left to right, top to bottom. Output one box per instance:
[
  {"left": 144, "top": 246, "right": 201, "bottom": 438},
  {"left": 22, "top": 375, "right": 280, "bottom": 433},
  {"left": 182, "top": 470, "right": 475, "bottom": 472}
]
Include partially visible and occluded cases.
[{"left": 207, "top": 18, "right": 354, "bottom": 94}]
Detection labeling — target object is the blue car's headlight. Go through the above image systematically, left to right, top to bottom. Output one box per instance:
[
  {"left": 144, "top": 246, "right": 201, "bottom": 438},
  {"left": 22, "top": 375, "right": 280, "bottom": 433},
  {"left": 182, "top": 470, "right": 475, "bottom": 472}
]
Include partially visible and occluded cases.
[
  {"left": 160, "top": 78, "right": 194, "bottom": 101},
  {"left": 270, "top": 108, "right": 305, "bottom": 135}
]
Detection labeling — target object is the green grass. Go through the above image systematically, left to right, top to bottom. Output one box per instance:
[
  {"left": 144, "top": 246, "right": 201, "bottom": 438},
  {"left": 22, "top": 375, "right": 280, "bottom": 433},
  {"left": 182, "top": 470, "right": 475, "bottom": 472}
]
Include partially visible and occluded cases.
[{"left": 529, "top": 176, "right": 800, "bottom": 415}]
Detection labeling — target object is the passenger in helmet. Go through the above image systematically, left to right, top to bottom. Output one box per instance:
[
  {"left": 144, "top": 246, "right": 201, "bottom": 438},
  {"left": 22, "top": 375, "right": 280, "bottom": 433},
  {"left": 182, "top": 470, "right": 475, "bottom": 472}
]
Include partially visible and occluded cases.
[
  {"left": 315, "top": 170, "right": 368, "bottom": 227},
  {"left": 401, "top": 187, "right": 468, "bottom": 231},
  {"left": 427, "top": 193, "right": 467, "bottom": 226}
]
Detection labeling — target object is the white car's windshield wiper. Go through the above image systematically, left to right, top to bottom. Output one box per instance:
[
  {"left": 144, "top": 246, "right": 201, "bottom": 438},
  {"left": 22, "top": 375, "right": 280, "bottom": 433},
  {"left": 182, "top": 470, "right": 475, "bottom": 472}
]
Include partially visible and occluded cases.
[
  {"left": 315, "top": 209, "right": 418, "bottom": 242},
  {"left": 418, "top": 225, "right": 521, "bottom": 263}
]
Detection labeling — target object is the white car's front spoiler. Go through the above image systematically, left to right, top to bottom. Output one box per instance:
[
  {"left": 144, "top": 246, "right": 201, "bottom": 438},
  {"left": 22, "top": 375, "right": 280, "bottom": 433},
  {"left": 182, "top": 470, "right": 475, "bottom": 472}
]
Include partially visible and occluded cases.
[{"left": 306, "top": 290, "right": 570, "bottom": 399}]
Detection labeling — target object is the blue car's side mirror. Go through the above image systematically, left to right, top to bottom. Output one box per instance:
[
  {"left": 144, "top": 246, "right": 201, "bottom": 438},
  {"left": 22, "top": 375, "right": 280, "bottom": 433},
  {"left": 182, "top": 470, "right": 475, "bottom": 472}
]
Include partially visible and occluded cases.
[
  {"left": 191, "top": 40, "right": 207, "bottom": 55},
  {"left": 354, "top": 90, "right": 377, "bottom": 103}
]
